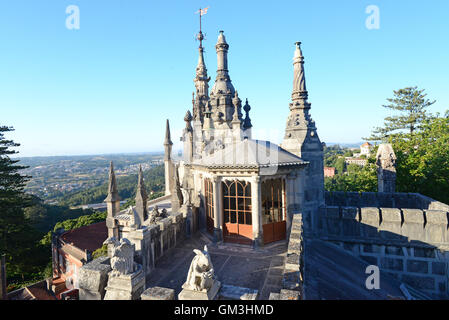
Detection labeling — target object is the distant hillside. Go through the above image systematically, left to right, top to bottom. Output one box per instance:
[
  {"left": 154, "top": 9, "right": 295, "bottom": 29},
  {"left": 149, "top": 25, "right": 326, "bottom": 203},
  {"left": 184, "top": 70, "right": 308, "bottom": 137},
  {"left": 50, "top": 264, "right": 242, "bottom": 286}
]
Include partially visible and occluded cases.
[
  {"left": 325, "top": 142, "right": 365, "bottom": 149},
  {"left": 57, "top": 165, "right": 165, "bottom": 207}
]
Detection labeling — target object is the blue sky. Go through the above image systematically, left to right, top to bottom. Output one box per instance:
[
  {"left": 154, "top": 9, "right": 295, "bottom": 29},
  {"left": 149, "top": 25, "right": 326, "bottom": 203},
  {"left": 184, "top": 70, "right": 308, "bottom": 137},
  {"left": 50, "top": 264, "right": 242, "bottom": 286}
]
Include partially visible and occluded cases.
[{"left": 1, "top": 0, "right": 448, "bottom": 157}]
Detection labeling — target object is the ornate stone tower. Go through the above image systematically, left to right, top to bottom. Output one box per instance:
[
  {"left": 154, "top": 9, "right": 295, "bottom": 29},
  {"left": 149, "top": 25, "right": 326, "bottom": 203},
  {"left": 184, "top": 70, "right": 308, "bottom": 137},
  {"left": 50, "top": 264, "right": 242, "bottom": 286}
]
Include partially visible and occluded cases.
[
  {"left": 281, "top": 42, "right": 325, "bottom": 231},
  {"left": 164, "top": 119, "right": 174, "bottom": 195}
]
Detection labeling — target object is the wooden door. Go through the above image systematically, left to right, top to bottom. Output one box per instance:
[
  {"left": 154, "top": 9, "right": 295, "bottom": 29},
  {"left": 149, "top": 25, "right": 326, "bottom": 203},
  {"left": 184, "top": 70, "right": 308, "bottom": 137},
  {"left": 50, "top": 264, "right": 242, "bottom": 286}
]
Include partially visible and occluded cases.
[
  {"left": 262, "top": 178, "right": 287, "bottom": 244},
  {"left": 222, "top": 180, "right": 253, "bottom": 245}
]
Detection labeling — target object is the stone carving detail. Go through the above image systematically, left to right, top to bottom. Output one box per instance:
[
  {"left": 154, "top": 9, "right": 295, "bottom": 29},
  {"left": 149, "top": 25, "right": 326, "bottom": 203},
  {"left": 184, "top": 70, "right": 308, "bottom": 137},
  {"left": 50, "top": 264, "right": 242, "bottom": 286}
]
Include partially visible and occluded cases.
[
  {"left": 376, "top": 143, "right": 397, "bottom": 193},
  {"left": 376, "top": 144, "right": 396, "bottom": 171},
  {"left": 148, "top": 205, "right": 168, "bottom": 224},
  {"left": 104, "top": 238, "right": 135, "bottom": 277},
  {"left": 184, "top": 245, "right": 216, "bottom": 291}
]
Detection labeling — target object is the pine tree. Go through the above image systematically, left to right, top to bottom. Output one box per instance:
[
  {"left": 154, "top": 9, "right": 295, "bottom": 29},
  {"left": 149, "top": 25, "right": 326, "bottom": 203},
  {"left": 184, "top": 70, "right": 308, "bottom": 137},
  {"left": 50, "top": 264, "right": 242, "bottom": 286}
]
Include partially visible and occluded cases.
[
  {"left": 365, "top": 87, "right": 435, "bottom": 141},
  {"left": 0, "top": 126, "right": 39, "bottom": 281}
]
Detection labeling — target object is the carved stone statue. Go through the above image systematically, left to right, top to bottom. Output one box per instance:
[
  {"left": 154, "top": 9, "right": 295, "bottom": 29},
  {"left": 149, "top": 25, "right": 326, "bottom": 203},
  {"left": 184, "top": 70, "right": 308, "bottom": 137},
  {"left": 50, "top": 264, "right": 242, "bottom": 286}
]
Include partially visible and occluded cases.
[
  {"left": 148, "top": 205, "right": 168, "bottom": 224},
  {"left": 103, "top": 237, "right": 145, "bottom": 300},
  {"left": 104, "top": 238, "right": 135, "bottom": 277},
  {"left": 184, "top": 245, "right": 215, "bottom": 291}
]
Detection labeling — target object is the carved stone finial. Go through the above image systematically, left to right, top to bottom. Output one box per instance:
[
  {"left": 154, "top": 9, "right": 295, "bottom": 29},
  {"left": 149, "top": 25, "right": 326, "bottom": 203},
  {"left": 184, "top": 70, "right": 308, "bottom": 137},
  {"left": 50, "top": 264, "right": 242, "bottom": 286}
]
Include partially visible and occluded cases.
[
  {"left": 243, "top": 98, "right": 252, "bottom": 129},
  {"left": 184, "top": 110, "right": 193, "bottom": 132},
  {"left": 376, "top": 143, "right": 397, "bottom": 193}
]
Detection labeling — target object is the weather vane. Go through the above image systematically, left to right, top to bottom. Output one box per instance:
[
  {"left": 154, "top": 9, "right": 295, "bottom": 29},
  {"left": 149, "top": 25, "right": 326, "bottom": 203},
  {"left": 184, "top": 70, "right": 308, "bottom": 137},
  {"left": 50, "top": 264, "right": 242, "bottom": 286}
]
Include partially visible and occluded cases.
[{"left": 195, "top": 7, "right": 209, "bottom": 48}]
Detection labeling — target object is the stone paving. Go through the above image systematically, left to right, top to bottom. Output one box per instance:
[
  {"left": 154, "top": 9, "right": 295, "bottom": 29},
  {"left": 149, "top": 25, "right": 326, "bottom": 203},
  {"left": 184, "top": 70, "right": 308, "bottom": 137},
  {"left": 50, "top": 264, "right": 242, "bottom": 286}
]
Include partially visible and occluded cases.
[{"left": 145, "top": 232, "right": 288, "bottom": 299}]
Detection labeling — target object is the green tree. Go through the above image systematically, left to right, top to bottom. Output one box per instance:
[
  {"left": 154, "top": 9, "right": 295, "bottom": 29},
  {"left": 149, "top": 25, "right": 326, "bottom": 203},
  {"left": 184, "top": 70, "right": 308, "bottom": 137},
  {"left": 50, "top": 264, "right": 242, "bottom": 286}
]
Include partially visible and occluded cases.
[
  {"left": 365, "top": 87, "right": 435, "bottom": 141},
  {"left": 389, "top": 111, "right": 449, "bottom": 203},
  {"left": 0, "top": 126, "right": 47, "bottom": 282},
  {"left": 335, "top": 157, "right": 346, "bottom": 174},
  {"left": 325, "top": 163, "right": 377, "bottom": 192}
]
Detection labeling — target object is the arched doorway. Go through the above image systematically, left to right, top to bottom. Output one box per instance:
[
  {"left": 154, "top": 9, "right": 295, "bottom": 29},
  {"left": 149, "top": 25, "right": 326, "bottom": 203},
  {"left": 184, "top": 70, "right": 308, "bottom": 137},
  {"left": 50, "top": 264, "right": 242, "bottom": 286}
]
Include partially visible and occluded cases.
[
  {"left": 262, "top": 178, "right": 286, "bottom": 244},
  {"left": 222, "top": 180, "right": 253, "bottom": 244}
]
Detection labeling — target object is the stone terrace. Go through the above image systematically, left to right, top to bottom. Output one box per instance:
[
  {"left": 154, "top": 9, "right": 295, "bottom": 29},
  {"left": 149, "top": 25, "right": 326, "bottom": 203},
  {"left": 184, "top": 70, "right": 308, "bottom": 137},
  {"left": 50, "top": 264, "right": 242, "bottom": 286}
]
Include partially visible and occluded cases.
[{"left": 145, "top": 233, "right": 288, "bottom": 300}]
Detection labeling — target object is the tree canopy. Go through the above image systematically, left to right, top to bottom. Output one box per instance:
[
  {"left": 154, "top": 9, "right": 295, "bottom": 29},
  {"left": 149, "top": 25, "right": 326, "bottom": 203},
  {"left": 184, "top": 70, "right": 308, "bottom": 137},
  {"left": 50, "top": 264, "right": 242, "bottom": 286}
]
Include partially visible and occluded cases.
[
  {"left": 365, "top": 86, "right": 435, "bottom": 141},
  {"left": 0, "top": 126, "right": 48, "bottom": 283}
]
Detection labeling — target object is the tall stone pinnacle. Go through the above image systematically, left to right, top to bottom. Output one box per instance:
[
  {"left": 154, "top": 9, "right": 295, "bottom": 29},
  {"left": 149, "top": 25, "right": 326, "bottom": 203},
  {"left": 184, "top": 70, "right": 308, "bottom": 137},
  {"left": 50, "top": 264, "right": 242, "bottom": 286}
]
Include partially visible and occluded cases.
[
  {"left": 211, "top": 30, "right": 235, "bottom": 96},
  {"left": 292, "top": 42, "right": 308, "bottom": 102},
  {"left": 194, "top": 45, "right": 210, "bottom": 101},
  {"left": 164, "top": 119, "right": 173, "bottom": 161},
  {"left": 164, "top": 119, "right": 173, "bottom": 146},
  {"left": 104, "top": 161, "right": 120, "bottom": 202},
  {"left": 135, "top": 165, "right": 148, "bottom": 222}
]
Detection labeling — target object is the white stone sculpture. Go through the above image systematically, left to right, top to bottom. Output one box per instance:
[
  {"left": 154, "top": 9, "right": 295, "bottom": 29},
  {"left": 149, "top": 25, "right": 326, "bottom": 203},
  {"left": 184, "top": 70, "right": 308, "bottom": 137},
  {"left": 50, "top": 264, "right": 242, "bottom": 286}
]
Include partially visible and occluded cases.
[
  {"left": 104, "top": 237, "right": 135, "bottom": 277},
  {"left": 184, "top": 245, "right": 215, "bottom": 291}
]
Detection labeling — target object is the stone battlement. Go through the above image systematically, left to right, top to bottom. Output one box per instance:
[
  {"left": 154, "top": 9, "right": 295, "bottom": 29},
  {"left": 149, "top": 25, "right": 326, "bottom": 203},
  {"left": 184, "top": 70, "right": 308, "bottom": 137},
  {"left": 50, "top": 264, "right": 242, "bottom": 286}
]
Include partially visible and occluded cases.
[
  {"left": 325, "top": 191, "right": 449, "bottom": 211},
  {"left": 315, "top": 204, "right": 449, "bottom": 297},
  {"left": 317, "top": 206, "right": 449, "bottom": 249}
]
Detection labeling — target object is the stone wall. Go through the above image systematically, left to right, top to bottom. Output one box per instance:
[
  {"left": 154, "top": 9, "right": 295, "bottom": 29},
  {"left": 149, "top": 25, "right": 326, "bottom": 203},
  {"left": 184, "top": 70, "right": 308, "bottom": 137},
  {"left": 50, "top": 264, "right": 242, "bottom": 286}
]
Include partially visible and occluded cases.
[
  {"left": 325, "top": 191, "right": 449, "bottom": 211},
  {"left": 316, "top": 205, "right": 449, "bottom": 297},
  {"left": 121, "top": 209, "right": 187, "bottom": 280},
  {"left": 79, "top": 210, "right": 189, "bottom": 299},
  {"left": 282, "top": 213, "right": 304, "bottom": 298}
]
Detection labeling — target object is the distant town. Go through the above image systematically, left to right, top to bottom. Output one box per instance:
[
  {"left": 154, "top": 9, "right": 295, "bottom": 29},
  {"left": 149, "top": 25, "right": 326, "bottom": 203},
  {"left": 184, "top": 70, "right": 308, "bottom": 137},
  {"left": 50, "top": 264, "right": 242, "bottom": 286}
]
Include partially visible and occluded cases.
[{"left": 18, "top": 152, "right": 165, "bottom": 204}]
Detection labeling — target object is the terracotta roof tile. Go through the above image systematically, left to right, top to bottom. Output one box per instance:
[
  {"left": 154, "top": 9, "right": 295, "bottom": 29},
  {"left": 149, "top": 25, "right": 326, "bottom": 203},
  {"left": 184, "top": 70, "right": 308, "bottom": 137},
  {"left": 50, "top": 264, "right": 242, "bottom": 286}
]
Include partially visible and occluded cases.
[{"left": 60, "top": 221, "right": 107, "bottom": 253}]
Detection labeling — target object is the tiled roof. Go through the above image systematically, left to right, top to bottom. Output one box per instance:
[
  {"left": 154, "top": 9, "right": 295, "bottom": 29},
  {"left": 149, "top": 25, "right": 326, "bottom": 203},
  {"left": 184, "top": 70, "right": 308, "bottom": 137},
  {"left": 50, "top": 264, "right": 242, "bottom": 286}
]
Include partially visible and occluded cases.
[
  {"left": 195, "top": 139, "right": 307, "bottom": 169},
  {"left": 361, "top": 142, "right": 372, "bottom": 147},
  {"left": 60, "top": 221, "right": 107, "bottom": 254},
  {"left": 8, "top": 280, "right": 56, "bottom": 300}
]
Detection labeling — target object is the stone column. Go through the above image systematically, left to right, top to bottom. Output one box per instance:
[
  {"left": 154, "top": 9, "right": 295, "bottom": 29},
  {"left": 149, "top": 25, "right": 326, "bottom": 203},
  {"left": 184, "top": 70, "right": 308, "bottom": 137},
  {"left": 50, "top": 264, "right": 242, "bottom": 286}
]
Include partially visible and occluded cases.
[
  {"left": 212, "top": 176, "right": 223, "bottom": 242},
  {"left": 251, "top": 176, "right": 263, "bottom": 247}
]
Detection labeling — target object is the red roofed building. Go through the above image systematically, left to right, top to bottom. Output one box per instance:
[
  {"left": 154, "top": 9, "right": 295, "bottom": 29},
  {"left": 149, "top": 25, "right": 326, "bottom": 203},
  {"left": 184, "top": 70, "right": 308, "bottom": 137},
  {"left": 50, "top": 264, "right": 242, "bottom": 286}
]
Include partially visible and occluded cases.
[
  {"left": 360, "top": 142, "right": 373, "bottom": 156},
  {"left": 324, "top": 167, "right": 336, "bottom": 177},
  {"left": 51, "top": 221, "right": 107, "bottom": 299},
  {"left": 8, "top": 280, "right": 57, "bottom": 300}
]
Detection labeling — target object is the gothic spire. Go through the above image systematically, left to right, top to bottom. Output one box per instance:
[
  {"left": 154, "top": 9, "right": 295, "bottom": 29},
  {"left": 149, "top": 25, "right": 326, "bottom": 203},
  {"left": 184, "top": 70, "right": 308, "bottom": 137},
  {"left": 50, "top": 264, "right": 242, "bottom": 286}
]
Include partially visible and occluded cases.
[
  {"left": 193, "top": 8, "right": 210, "bottom": 123},
  {"left": 211, "top": 30, "right": 235, "bottom": 96},
  {"left": 292, "top": 42, "right": 308, "bottom": 102},
  {"left": 194, "top": 45, "right": 210, "bottom": 98},
  {"left": 164, "top": 119, "right": 173, "bottom": 146},
  {"left": 104, "top": 161, "right": 120, "bottom": 202},
  {"left": 135, "top": 165, "right": 148, "bottom": 222}
]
